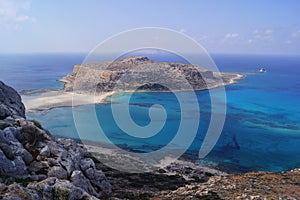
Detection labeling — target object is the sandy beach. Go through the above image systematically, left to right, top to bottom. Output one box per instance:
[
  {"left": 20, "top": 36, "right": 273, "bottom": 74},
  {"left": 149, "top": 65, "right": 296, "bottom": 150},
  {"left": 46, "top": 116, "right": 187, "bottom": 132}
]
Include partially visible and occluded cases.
[{"left": 22, "top": 90, "right": 114, "bottom": 113}]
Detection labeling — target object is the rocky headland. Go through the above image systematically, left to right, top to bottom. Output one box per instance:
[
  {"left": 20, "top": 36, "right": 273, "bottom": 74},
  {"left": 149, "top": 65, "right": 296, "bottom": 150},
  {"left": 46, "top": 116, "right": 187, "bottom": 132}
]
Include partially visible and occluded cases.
[
  {"left": 22, "top": 56, "right": 243, "bottom": 112},
  {"left": 61, "top": 56, "right": 242, "bottom": 93}
]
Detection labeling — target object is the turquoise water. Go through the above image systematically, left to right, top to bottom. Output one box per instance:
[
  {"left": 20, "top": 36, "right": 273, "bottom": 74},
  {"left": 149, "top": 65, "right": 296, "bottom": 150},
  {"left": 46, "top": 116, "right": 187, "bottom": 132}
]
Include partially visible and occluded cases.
[{"left": 1, "top": 53, "right": 299, "bottom": 172}]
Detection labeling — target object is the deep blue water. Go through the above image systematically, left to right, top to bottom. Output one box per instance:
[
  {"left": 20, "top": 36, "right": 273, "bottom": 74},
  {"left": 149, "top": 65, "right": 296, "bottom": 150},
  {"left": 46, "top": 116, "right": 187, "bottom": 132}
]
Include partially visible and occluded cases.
[
  {"left": 0, "top": 53, "right": 85, "bottom": 91},
  {"left": 1, "top": 53, "right": 299, "bottom": 173}
]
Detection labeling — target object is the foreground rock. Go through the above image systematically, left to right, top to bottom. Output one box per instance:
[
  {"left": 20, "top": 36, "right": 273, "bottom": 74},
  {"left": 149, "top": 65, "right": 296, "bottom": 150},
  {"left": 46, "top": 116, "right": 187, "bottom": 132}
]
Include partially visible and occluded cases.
[
  {"left": 0, "top": 81, "right": 111, "bottom": 199},
  {"left": 0, "top": 81, "right": 25, "bottom": 119}
]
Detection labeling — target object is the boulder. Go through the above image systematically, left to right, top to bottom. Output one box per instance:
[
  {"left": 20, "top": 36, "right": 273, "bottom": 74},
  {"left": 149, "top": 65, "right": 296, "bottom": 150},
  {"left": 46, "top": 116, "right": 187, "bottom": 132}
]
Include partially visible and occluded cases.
[{"left": 47, "top": 166, "right": 68, "bottom": 180}]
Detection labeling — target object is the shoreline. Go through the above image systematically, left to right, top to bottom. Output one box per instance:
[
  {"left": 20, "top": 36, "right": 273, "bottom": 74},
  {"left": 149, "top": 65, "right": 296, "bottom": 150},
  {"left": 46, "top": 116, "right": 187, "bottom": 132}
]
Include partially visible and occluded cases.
[
  {"left": 22, "top": 73, "right": 244, "bottom": 113},
  {"left": 22, "top": 90, "right": 115, "bottom": 113},
  {"left": 70, "top": 137, "right": 228, "bottom": 175}
]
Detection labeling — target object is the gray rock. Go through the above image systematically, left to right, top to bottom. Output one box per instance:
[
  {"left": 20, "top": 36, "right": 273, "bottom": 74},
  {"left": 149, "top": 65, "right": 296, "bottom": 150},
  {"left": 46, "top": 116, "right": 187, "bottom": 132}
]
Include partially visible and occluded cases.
[
  {"left": 0, "top": 81, "right": 25, "bottom": 119},
  {"left": 0, "top": 104, "right": 11, "bottom": 120},
  {"left": 0, "top": 120, "right": 13, "bottom": 130},
  {"left": 0, "top": 127, "right": 33, "bottom": 165},
  {"left": 0, "top": 127, "right": 20, "bottom": 143},
  {"left": 48, "top": 140, "right": 63, "bottom": 157},
  {"left": 39, "top": 145, "right": 50, "bottom": 157},
  {"left": 0, "top": 149, "right": 28, "bottom": 176},
  {"left": 0, "top": 149, "right": 18, "bottom": 175},
  {"left": 12, "top": 156, "right": 28, "bottom": 176},
  {"left": 47, "top": 158, "right": 60, "bottom": 167},
  {"left": 59, "top": 158, "right": 75, "bottom": 177},
  {"left": 80, "top": 158, "right": 96, "bottom": 171},
  {"left": 80, "top": 158, "right": 111, "bottom": 196},
  {"left": 27, "top": 161, "right": 49, "bottom": 174},
  {"left": 47, "top": 166, "right": 68, "bottom": 180},
  {"left": 86, "top": 168, "right": 111, "bottom": 197},
  {"left": 71, "top": 170, "right": 98, "bottom": 197},
  {"left": 27, "top": 177, "right": 97, "bottom": 200},
  {"left": 27, "top": 177, "right": 58, "bottom": 200},
  {"left": 0, "top": 183, "right": 39, "bottom": 200}
]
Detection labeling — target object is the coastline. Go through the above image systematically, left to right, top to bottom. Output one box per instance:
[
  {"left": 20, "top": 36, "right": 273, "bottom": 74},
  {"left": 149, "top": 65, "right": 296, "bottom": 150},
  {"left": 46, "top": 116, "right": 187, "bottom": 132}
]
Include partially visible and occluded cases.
[
  {"left": 22, "top": 73, "right": 244, "bottom": 113},
  {"left": 22, "top": 90, "right": 115, "bottom": 113}
]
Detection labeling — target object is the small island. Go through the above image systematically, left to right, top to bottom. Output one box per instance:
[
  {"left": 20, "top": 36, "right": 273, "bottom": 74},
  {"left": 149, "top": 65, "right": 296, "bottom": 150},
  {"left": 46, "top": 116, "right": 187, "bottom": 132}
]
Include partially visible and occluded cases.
[{"left": 23, "top": 56, "right": 243, "bottom": 112}]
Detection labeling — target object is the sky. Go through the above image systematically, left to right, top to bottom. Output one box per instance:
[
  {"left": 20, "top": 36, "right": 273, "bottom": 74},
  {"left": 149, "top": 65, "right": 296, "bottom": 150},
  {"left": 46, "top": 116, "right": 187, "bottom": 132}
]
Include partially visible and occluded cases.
[{"left": 0, "top": 0, "right": 300, "bottom": 55}]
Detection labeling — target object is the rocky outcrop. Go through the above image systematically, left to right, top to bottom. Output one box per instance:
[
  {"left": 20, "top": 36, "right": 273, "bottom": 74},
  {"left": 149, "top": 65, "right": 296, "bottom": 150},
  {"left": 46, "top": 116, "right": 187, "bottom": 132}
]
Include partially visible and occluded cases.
[
  {"left": 60, "top": 56, "right": 242, "bottom": 93},
  {"left": 0, "top": 81, "right": 111, "bottom": 199},
  {"left": 0, "top": 81, "right": 25, "bottom": 119}
]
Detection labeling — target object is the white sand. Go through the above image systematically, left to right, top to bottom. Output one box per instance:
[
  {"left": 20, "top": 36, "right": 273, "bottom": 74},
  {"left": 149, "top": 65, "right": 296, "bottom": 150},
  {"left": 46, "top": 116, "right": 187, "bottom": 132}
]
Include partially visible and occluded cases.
[{"left": 22, "top": 90, "right": 114, "bottom": 113}]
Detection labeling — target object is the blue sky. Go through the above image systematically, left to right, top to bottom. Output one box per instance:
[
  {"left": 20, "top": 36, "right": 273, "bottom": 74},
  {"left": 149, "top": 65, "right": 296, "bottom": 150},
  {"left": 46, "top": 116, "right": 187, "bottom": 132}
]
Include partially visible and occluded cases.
[{"left": 0, "top": 0, "right": 300, "bottom": 54}]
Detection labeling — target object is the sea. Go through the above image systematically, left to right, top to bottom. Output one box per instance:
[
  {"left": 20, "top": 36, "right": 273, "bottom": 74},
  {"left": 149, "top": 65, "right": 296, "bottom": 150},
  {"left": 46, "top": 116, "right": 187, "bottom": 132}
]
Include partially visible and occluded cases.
[{"left": 0, "top": 53, "right": 299, "bottom": 173}]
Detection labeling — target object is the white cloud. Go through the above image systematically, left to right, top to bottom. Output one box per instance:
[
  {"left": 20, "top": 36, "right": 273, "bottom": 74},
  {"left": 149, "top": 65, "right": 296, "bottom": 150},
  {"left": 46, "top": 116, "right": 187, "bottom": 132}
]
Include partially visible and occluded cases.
[
  {"left": 0, "top": 0, "right": 36, "bottom": 29},
  {"left": 15, "top": 15, "right": 36, "bottom": 23},
  {"left": 251, "top": 29, "right": 273, "bottom": 42},
  {"left": 264, "top": 29, "right": 273, "bottom": 34},
  {"left": 225, "top": 33, "right": 239, "bottom": 39},
  {"left": 248, "top": 39, "right": 253, "bottom": 44}
]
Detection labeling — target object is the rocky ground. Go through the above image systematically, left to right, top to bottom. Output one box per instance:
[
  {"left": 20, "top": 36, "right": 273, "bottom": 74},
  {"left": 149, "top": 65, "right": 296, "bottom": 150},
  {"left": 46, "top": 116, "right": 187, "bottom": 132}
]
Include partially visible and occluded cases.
[
  {"left": 1, "top": 80, "right": 300, "bottom": 200},
  {"left": 156, "top": 169, "right": 300, "bottom": 199}
]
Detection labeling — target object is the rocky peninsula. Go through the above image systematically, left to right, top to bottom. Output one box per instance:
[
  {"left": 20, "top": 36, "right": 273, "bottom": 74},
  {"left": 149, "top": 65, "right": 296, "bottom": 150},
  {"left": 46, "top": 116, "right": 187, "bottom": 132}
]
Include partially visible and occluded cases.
[
  {"left": 22, "top": 56, "right": 243, "bottom": 112},
  {"left": 1, "top": 81, "right": 300, "bottom": 199}
]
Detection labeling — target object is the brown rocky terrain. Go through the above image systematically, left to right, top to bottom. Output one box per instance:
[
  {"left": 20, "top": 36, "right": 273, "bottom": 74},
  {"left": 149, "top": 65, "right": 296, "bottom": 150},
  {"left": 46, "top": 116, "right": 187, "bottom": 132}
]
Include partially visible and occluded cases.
[
  {"left": 60, "top": 56, "right": 243, "bottom": 94},
  {"left": 156, "top": 169, "right": 300, "bottom": 199}
]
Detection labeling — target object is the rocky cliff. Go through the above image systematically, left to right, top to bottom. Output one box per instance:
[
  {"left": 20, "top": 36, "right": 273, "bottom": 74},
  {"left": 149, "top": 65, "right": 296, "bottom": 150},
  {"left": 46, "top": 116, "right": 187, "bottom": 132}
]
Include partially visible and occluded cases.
[
  {"left": 61, "top": 56, "right": 241, "bottom": 93},
  {"left": 0, "top": 81, "right": 111, "bottom": 199}
]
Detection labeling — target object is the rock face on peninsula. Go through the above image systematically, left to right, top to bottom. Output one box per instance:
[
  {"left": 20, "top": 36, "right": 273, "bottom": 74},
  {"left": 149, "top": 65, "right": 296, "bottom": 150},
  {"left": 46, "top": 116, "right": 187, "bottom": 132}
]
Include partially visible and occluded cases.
[
  {"left": 61, "top": 56, "right": 241, "bottom": 93},
  {"left": 0, "top": 81, "right": 111, "bottom": 199}
]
